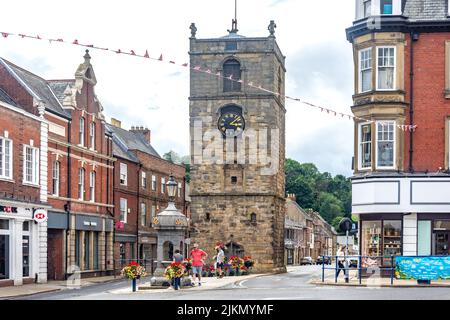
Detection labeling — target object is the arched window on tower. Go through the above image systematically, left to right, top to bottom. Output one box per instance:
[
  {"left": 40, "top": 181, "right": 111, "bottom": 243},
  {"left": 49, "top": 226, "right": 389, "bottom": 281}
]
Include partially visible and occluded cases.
[{"left": 223, "top": 59, "right": 241, "bottom": 92}]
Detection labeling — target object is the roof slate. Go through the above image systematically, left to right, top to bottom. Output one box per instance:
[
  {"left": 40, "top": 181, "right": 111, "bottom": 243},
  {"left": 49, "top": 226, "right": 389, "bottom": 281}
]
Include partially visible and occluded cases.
[
  {"left": 404, "top": 0, "right": 448, "bottom": 21},
  {"left": 0, "top": 58, "right": 71, "bottom": 118},
  {"left": 48, "top": 80, "right": 75, "bottom": 106},
  {"left": 106, "top": 123, "right": 161, "bottom": 160}
]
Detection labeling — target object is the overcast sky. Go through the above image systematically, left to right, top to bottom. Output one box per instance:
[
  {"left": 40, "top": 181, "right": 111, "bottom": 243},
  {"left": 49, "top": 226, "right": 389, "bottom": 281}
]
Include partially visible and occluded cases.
[{"left": 0, "top": 0, "right": 355, "bottom": 177}]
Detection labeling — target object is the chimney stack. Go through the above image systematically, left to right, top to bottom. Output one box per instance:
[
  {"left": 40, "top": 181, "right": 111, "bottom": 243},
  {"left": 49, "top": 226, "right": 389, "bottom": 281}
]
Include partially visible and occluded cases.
[
  {"left": 111, "top": 118, "right": 122, "bottom": 128},
  {"left": 130, "top": 126, "right": 151, "bottom": 144},
  {"left": 287, "top": 193, "right": 296, "bottom": 202}
]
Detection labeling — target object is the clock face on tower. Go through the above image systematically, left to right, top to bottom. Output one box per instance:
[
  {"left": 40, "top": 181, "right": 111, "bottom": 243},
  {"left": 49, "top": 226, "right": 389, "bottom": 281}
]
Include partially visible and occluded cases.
[{"left": 218, "top": 111, "right": 245, "bottom": 137}]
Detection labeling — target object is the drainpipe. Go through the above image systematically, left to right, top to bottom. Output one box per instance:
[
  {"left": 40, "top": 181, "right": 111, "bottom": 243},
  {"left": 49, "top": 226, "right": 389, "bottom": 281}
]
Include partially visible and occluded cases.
[
  {"left": 409, "top": 31, "right": 419, "bottom": 172},
  {"left": 64, "top": 120, "right": 72, "bottom": 280}
]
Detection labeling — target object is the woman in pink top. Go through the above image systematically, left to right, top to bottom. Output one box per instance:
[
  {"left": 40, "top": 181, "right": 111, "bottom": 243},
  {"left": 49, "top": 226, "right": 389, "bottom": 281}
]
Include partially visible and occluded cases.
[{"left": 190, "top": 243, "right": 208, "bottom": 286}]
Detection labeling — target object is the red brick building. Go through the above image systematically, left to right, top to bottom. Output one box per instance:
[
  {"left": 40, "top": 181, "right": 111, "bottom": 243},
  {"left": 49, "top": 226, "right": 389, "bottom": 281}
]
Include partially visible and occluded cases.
[
  {"left": 347, "top": 0, "right": 450, "bottom": 258},
  {"left": 0, "top": 51, "right": 115, "bottom": 280},
  {"left": 0, "top": 85, "right": 49, "bottom": 286},
  {"left": 107, "top": 120, "right": 187, "bottom": 270}
]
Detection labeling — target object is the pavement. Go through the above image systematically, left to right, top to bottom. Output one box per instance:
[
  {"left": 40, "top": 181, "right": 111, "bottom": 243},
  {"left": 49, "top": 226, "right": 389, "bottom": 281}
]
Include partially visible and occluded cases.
[
  {"left": 310, "top": 266, "right": 450, "bottom": 288},
  {"left": 0, "top": 275, "right": 123, "bottom": 299}
]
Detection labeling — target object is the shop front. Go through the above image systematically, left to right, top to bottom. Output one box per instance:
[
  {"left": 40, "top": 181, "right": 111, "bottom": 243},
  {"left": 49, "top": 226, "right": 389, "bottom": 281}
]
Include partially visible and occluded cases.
[
  {"left": 0, "top": 202, "right": 48, "bottom": 286},
  {"left": 417, "top": 215, "right": 450, "bottom": 256}
]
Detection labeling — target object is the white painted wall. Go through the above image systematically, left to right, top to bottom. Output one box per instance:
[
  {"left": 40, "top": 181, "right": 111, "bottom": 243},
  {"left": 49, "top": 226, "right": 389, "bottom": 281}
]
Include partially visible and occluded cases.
[{"left": 353, "top": 177, "right": 450, "bottom": 214}]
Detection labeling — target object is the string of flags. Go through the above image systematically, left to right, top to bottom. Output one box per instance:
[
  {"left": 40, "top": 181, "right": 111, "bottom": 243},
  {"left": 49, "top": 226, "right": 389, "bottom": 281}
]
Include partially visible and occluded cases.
[{"left": 0, "top": 30, "right": 418, "bottom": 132}]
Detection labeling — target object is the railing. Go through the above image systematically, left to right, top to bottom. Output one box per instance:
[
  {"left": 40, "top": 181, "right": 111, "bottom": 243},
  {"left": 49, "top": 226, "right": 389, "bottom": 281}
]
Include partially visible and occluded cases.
[
  {"left": 321, "top": 255, "right": 396, "bottom": 285},
  {"left": 113, "top": 259, "right": 157, "bottom": 278}
]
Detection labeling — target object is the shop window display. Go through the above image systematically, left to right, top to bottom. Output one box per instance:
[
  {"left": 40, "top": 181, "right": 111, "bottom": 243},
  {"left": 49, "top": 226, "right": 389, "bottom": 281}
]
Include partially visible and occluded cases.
[{"left": 362, "top": 221, "right": 381, "bottom": 257}]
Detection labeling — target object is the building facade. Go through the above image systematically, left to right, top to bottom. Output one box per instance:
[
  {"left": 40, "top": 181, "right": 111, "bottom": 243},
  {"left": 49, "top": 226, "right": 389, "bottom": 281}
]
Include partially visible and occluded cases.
[
  {"left": 347, "top": 0, "right": 450, "bottom": 259},
  {"left": 188, "top": 21, "right": 286, "bottom": 273},
  {"left": 0, "top": 52, "right": 115, "bottom": 281},
  {"left": 0, "top": 86, "right": 49, "bottom": 286},
  {"left": 107, "top": 120, "right": 187, "bottom": 271},
  {"left": 284, "top": 195, "right": 336, "bottom": 265}
]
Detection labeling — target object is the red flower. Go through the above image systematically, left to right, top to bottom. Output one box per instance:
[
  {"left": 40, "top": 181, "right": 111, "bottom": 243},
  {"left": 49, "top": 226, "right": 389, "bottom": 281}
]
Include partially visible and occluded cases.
[{"left": 129, "top": 261, "right": 140, "bottom": 267}]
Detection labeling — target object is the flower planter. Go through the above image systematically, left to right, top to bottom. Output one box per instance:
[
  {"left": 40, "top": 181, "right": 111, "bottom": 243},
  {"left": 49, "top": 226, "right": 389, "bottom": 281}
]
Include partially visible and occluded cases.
[{"left": 132, "top": 278, "right": 137, "bottom": 292}]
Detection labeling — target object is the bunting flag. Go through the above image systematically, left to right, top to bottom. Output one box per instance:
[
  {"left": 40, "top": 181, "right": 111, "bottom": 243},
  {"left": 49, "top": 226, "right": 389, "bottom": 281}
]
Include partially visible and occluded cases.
[{"left": 0, "top": 29, "right": 418, "bottom": 131}]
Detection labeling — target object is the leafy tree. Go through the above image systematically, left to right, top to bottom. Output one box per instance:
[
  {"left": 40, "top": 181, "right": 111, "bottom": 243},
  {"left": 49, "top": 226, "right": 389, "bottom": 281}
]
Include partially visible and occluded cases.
[{"left": 285, "top": 158, "right": 352, "bottom": 224}]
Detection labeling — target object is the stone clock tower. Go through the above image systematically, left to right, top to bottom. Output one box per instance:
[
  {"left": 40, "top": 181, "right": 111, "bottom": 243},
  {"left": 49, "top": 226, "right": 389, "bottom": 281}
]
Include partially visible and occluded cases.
[{"left": 188, "top": 21, "right": 286, "bottom": 273}]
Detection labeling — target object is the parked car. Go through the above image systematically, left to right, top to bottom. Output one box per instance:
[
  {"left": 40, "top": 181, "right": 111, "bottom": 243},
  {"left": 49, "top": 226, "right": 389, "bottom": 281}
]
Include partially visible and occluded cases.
[
  {"left": 316, "top": 255, "right": 331, "bottom": 265},
  {"left": 300, "top": 257, "right": 314, "bottom": 265}
]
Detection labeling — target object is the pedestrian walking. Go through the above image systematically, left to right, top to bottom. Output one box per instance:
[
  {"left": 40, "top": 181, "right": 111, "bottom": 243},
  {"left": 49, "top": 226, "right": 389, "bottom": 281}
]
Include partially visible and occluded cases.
[
  {"left": 190, "top": 243, "right": 208, "bottom": 286},
  {"left": 213, "top": 245, "right": 225, "bottom": 278},
  {"left": 336, "top": 245, "right": 346, "bottom": 279},
  {"left": 172, "top": 249, "right": 184, "bottom": 290}
]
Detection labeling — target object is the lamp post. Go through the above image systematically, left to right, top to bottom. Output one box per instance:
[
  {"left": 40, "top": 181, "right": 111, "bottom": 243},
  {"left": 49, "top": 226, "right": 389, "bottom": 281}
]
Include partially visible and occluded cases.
[{"left": 150, "top": 175, "right": 189, "bottom": 287}]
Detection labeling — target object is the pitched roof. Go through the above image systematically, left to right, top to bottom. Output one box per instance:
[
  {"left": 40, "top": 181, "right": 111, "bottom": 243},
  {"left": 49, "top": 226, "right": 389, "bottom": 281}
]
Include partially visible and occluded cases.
[
  {"left": 404, "top": 0, "right": 449, "bottom": 21},
  {"left": 0, "top": 58, "right": 71, "bottom": 118},
  {"left": 47, "top": 80, "right": 75, "bottom": 106},
  {"left": 0, "top": 87, "right": 17, "bottom": 107},
  {"left": 106, "top": 123, "right": 161, "bottom": 160}
]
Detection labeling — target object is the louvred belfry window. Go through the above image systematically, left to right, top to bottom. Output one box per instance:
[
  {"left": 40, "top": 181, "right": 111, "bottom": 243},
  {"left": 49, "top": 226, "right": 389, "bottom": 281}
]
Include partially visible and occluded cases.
[{"left": 223, "top": 59, "right": 241, "bottom": 92}]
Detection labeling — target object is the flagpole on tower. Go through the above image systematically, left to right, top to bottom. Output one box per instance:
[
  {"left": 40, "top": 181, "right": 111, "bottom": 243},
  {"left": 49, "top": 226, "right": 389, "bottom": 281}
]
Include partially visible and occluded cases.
[{"left": 229, "top": 0, "right": 238, "bottom": 33}]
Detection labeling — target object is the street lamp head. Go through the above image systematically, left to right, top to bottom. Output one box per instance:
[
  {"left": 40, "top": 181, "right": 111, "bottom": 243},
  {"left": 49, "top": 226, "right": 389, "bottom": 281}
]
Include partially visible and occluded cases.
[{"left": 167, "top": 175, "right": 178, "bottom": 199}]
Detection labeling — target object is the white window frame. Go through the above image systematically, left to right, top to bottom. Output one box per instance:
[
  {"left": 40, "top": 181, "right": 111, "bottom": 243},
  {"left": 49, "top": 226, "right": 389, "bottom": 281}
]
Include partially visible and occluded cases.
[
  {"left": 363, "top": 0, "right": 372, "bottom": 17},
  {"left": 376, "top": 46, "right": 396, "bottom": 91},
  {"left": 359, "top": 48, "right": 372, "bottom": 93},
  {"left": 79, "top": 117, "right": 85, "bottom": 147},
  {"left": 375, "top": 120, "right": 396, "bottom": 170},
  {"left": 89, "top": 122, "right": 95, "bottom": 150},
  {"left": 358, "top": 122, "right": 373, "bottom": 171},
  {"left": 0, "top": 137, "right": 13, "bottom": 180},
  {"left": 23, "top": 145, "right": 39, "bottom": 185},
  {"left": 52, "top": 160, "right": 60, "bottom": 196},
  {"left": 120, "top": 163, "right": 128, "bottom": 186},
  {"left": 78, "top": 168, "right": 85, "bottom": 200},
  {"left": 89, "top": 171, "right": 96, "bottom": 202},
  {"left": 141, "top": 171, "right": 147, "bottom": 188},
  {"left": 151, "top": 175, "right": 156, "bottom": 191},
  {"left": 161, "top": 177, "right": 166, "bottom": 194},
  {"left": 178, "top": 182, "right": 182, "bottom": 198},
  {"left": 120, "top": 198, "right": 127, "bottom": 223},
  {"left": 141, "top": 202, "right": 146, "bottom": 227},
  {"left": 151, "top": 205, "right": 156, "bottom": 223}
]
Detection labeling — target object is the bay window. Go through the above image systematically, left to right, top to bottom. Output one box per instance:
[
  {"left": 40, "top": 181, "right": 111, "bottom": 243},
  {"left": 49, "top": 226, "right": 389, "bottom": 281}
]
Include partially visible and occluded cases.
[
  {"left": 377, "top": 47, "right": 395, "bottom": 90},
  {"left": 359, "top": 48, "right": 372, "bottom": 93},
  {"left": 376, "top": 121, "right": 395, "bottom": 169},
  {"left": 359, "top": 123, "right": 372, "bottom": 169},
  {"left": 0, "top": 137, "right": 12, "bottom": 179},
  {"left": 24, "top": 145, "right": 39, "bottom": 185}
]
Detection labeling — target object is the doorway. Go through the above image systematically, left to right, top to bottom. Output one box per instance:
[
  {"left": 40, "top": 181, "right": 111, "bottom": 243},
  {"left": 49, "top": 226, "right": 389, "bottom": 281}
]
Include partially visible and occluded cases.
[
  {"left": 435, "top": 232, "right": 450, "bottom": 256},
  {"left": 0, "top": 234, "right": 9, "bottom": 280}
]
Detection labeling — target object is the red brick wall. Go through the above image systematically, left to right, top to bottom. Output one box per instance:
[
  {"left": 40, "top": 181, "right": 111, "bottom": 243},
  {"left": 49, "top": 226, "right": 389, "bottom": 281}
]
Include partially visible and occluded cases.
[
  {"left": 404, "top": 33, "right": 450, "bottom": 172},
  {"left": 0, "top": 63, "right": 35, "bottom": 114},
  {"left": 0, "top": 105, "right": 41, "bottom": 202},
  {"left": 114, "top": 157, "right": 139, "bottom": 234}
]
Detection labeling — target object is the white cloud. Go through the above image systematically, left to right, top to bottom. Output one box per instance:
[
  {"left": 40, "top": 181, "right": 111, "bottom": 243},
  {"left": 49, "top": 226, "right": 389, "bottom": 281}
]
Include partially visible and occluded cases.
[{"left": 0, "top": 0, "right": 356, "bottom": 176}]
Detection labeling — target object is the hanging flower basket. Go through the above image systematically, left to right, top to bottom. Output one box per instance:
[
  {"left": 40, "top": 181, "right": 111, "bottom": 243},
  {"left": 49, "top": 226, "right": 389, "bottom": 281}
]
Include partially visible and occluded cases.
[
  {"left": 121, "top": 261, "right": 147, "bottom": 292},
  {"left": 164, "top": 262, "right": 186, "bottom": 280}
]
